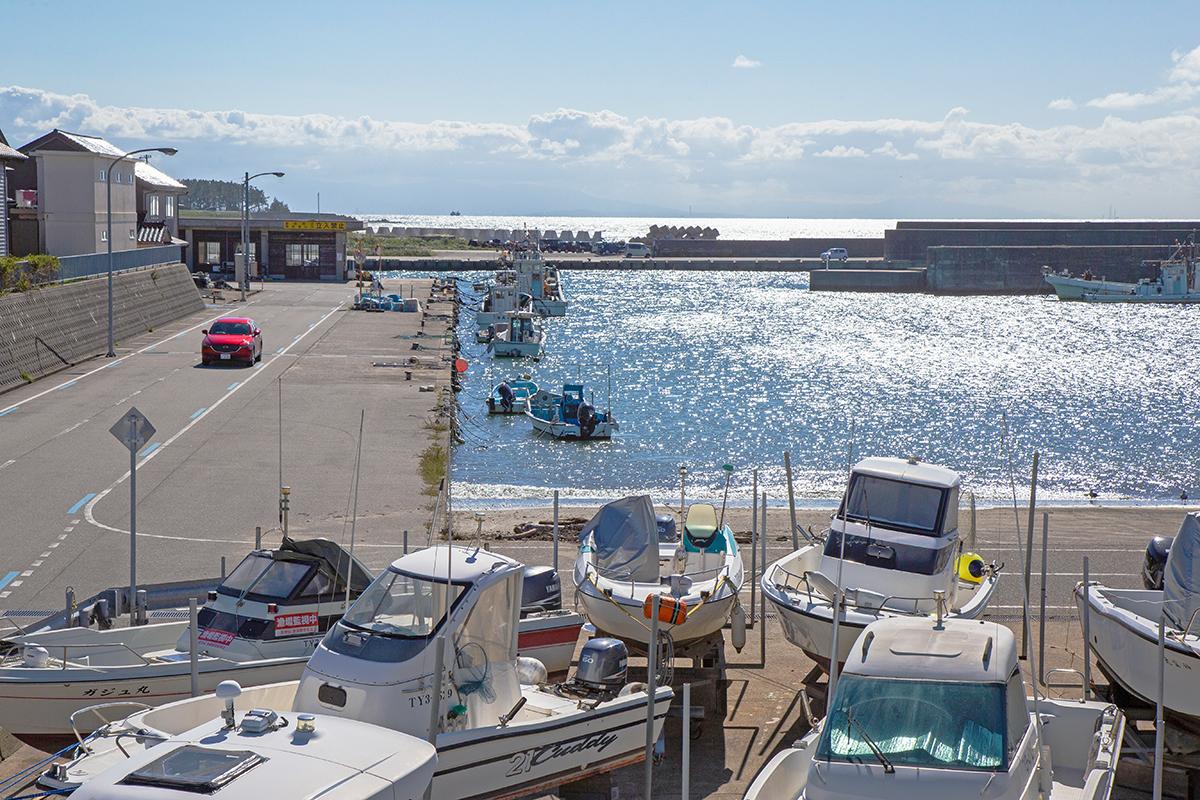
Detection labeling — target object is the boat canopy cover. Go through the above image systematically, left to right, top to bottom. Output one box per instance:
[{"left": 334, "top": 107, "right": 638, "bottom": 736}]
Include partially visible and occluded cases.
[
  {"left": 582, "top": 495, "right": 661, "bottom": 583},
  {"left": 1163, "top": 513, "right": 1200, "bottom": 630},
  {"left": 282, "top": 537, "right": 374, "bottom": 594}
]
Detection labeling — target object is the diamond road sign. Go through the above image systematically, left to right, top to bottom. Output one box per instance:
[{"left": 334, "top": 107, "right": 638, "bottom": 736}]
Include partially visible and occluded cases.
[{"left": 110, "top": 407, "right": 156, "bottom": 453}]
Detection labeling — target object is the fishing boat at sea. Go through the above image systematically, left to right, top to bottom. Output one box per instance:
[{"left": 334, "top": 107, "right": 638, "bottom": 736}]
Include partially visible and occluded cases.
[
  {"left": 1044, "top": 235, "right": 1200, "bottom": 303},
  {"left": 511, "top": 247, "right": 567, "bottom": 317},
  {"left": 476, "top": 271, "right": 532, "bottom": 327},
  {"left": 487, "top": 311, "right": 545, "bottom": 359},
  {"left": 486, "top": 376, "right": 538, "bottom": 414},
  {"left": 526, "top": 384, "right": 617, "bottom": 439},
  {"left": 761, "top": 456, "right": 1001, "bottom": 671},
  {"left": 573, "top": 495, "right": 744, "bottom": 647},
  {"left": 1075, "top": 512, "right": 1200, "bottom": 729},
  {"left": 43, "top": 546, "right": 671, "bottom": 800},
  {"left": 744, "top": 616, "right": 1124, "bottom": 800}
]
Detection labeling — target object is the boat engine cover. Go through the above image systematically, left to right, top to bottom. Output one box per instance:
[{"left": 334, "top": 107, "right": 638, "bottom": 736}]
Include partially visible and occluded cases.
[
  {"left": 656, "top": 514, "right": 678, "bottom": 543},
  {"left": 1143, "top": 535, "right": 1173, "bottom": 590},
  {"left": 521, "top": 566, "right": 562, "bottom": 615},
  {"left": 576, "top": 637, "right": 628, "bottom": 693}
]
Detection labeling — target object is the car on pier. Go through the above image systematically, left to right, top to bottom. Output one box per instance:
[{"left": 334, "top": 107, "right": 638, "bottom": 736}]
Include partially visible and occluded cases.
[
  {"left": 820, "top": 247, "right": 849, "bottom": 262},
  {"left": 201, "top": 317, "right": 262, "bottom": 366}
]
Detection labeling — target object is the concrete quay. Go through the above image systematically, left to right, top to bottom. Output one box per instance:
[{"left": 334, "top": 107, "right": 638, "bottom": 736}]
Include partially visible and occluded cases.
[{"left": 361, "top": 252, "right": 885, "bottom": 272}]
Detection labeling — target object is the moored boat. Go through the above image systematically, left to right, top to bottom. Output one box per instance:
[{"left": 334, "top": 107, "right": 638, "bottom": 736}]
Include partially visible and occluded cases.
[
  {"left": 1045, "top": 235, "right": 1200, "bottom": 303},
  {"left": 487, "top": 311, "right": 545, "bottom": 359},
  {"left": 526, "top": 384, "right": 617, "bottom": 439}
]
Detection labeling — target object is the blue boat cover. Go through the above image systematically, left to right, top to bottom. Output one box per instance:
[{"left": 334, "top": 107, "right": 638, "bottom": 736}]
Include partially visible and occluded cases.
[
  {"left": 580, "top": 495, "right": 661, "bottom": 583},
  {"left": 1164, "top": 512, "right": 1200, "bottom": 630}
]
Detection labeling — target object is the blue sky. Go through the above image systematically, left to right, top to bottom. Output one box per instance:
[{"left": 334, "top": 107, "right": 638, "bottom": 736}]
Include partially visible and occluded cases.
[{"left": 3, "top": 1, "right": 1200, "bottom": 216}]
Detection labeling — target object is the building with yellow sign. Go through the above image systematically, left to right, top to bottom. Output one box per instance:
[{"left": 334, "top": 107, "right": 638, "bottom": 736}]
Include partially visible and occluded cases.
[{"left": 179, "top": 211, "right": 362, "bottom": 280}]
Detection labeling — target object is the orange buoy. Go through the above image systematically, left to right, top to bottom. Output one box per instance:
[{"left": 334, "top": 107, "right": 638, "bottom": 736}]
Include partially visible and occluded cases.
[
  {"left": 454, "top": 357, "right": 468, "bottom": 373},
  {"left": 643, "top": 595, "right": 687, "bottom": 625}
]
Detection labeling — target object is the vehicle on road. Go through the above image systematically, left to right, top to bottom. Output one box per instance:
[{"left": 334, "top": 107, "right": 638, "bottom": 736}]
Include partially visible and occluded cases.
[
  {"left": 623, "top": 242, "right": 652, "bottom": 258},
  {"left": 821, "top": 247, "right": 849, "bottom": 262},
  {"left": 201, "top": 317, "right": 262, "bottom": 366}
]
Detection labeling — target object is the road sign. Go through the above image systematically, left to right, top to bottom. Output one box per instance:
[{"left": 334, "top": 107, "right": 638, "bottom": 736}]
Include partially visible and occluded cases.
[{"left": 110, "top": 407, "right": 156, "bottom": 453}]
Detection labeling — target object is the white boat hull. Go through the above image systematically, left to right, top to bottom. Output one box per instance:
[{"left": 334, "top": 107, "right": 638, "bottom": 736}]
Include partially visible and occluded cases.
[
  {"left": 1045, "top": 272, "right": 1134, "bottom": 300},
  {"left": 532, "top": 298, "right": 566, "bottom": 317},
  {"left": 527, "top": 414, "right": 617, "bottom": 439},
  {"left": 1075, "top": 583, "right": 1200, "bottom": 721},
  {"left": 577, "top": 586, "right": 736, "bottom": 647},
  {"left": 516, "top": 610, "right": 583, "bottom": 674}
]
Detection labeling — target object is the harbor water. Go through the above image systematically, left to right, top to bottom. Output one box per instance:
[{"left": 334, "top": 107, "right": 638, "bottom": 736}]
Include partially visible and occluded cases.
[{"left": 450, "top": 268, "right": 1200, "bottom": 508}]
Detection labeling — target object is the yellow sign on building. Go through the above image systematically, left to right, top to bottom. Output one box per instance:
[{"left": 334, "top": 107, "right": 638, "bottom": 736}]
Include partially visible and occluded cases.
[{"left": 283, "top": 220, "right": 346, "bottom": 231}]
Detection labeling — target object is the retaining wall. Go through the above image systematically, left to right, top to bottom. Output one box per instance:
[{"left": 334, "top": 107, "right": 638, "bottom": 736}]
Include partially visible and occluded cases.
[
  {"left": 896, "top": 220, "right": 1200, "bottom": 231},
  {"left": 885, "top": 226, "right": 1194, "bottom": 262},
  {"left": 652, "top": 237, "right": 885, "bottom": 258},
  {"left": 925, "top": 245, "right": 1168, "bottom": 294},
  {"left": 0, "top": 263, "right": 203, "bottom": 393},
  {"left": 809, "top": 268, "right": 927, "bottom": 293}
]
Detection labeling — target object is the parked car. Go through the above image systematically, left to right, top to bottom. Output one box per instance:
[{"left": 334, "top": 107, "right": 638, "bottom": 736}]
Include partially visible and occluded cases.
[
  {"left": 624, "top": 242, "right": 652, "bottom": 258},
  {"left": 821, "top": 247, "right": 849, "bottom": 262},
  {"left": 201, "top": 317, "right": 262, "bottom": 367}
]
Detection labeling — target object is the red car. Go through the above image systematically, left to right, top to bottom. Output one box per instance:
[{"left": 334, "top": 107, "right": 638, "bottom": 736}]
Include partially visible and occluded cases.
[{"left": 201, "top": 317, "right": 262, "bottom": 366}]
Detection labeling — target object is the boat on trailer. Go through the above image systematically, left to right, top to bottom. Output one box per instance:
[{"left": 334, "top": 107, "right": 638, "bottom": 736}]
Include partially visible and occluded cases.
[
  {"left": 761, "top": 456, "right": 1001, "bottom": 670},
  {"left": 574, "top": 496, "right": 744, "bottom": 647},
  {"left": 44, "top": 546, "right": 671, "bottom": 800},
  {"left": 744, "top": 616, "right": 1124, "bottom": 800}
]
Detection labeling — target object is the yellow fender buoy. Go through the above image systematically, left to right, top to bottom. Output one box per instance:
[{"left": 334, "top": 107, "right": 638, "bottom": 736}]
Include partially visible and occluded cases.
[{"left": 957, "top": 552, "right": 986, "bottom": 584}]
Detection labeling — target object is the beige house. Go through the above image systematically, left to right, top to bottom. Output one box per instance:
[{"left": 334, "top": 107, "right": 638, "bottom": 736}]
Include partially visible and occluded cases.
[{"left": 0, "top": 127, "right": 27, "bottom": 257}]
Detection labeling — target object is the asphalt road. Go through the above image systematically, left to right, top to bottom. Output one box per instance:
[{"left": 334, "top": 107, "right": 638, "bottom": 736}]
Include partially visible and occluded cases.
[{"left": 0, "top": 280, "right": 449, "bottom": 616}]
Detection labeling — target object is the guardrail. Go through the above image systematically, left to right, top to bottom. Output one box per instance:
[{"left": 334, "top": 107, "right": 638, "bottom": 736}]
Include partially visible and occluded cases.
[{"left": 56, "top": 245, "right": 183, "bottom": 282}]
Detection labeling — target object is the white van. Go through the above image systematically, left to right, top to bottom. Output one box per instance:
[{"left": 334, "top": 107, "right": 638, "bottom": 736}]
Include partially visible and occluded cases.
[
  {"left": 624, "top": 242, "right": 652, "bottom": 258},
  {"left": 821, "top": 247, "right": 849, "bottom": 262}
]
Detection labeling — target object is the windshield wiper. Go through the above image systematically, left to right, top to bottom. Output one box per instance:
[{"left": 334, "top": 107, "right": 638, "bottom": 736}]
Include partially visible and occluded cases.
[{"left": 847, "top": 711, "right": 895, "bottom": 774}]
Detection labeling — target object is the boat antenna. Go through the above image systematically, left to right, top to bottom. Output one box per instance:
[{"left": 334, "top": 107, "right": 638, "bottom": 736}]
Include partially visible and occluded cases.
[
  {"left": 345, "top": 409, "right": 365, "bottom": 609},
  {"left": 1000, "top": 412, "right": 1048, "bottom": 784},
  {"left": 827, "top": 419, "right": 856, "bottom": 708},
  {"left": 719, "top": 463, "right": 734, "bottom": 529},
  {"left": 678, "top": 465, "right": 688, "bottom": 529}
]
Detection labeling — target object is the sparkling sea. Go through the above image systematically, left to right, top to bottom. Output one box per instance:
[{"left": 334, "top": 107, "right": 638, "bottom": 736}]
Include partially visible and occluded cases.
[{"left": 381, "top": 216, "right": 1200, "bottom": 509}]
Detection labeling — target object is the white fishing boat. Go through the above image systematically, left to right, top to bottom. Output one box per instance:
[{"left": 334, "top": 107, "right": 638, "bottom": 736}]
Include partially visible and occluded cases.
[
  {"left": 1045, "top": 236, "right": 1200, "bottom": 303},
  {"left": 512, "top": 248, "right": 567, "bottom": 316},
  {"left": 475, "top": 271, "right": 532, "bottom": 327},
  {"left": 487, "top": 311, "right": 545, "bottom": 359},
  {"left": 486, "top": 377, "right": 538, "bottom": 415},
  {"left": 526, "top": 384, "right": 617, "bottom": 439},
  {"left": 761, "top": 457, "right": 1001, "bottom": 670},
  {"left": 574, "top": 496, "right": 744, "bottom": 647},
  {"left": 1075, "top": 512, "right": 1200, "bottom": 726},
  {"left": 0, "top": 541, "right": 581, "bottom": 740},
  {"left": 44, "top": 546, "right": 671, "bottom": 800},
  {"left": 744, "top": 616, "right": 1124, "bottom": 800}
]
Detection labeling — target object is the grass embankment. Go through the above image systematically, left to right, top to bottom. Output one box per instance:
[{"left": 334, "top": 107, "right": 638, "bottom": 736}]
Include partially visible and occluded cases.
[{"left": 349, "top": 233, "right": 478, "bottom": 258}]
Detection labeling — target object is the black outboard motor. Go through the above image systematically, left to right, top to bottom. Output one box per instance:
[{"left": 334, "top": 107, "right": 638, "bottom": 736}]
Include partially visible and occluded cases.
[
  {"left": 498, "top": 381, "right": 515, "bottom": 413},
  {"left": 577, "top": 402, "right": 597, "bottom": 439},
  {"left": 656, "top": 514, "right": 678, "bottom": 543},
  {"left": 1143, "top": 535, "right": 1173, "bottom": 590},
  {"left": 520, "top": 566, "right": 562, "bottom": 616}
]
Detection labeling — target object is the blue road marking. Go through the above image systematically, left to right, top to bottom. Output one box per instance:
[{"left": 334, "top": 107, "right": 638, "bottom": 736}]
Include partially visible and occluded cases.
[
  {"left": 275, "top": 347, "right": 284, "bottom": 354},
  {"left": 61, "top": 380, "right": 77, "bottom": 388},
  {"left": 227, "top": 382, "right": 240, "bottom": 391},
  {"left": 190, "top": 407, "right": 207, "bottom": 420},
  {"left": 0, "top": 408, "right": 14, "bottom": 417},
  {"left": 140, "top": 442, "right": 161, "bottom": 457},
  {"left": 67, "top": 493, "right": 96, "bottom": 514},
  {"left": 0, "top": 571, "right": 19, "bottom": 591}
]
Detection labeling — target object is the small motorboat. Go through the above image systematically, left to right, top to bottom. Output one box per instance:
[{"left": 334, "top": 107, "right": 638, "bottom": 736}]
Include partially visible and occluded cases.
[
  {"left": 476, "top": 272, "right": 532, "bottom": 327},
  {"left": 487, "top": 311, "right": 545, "bottom": 359},
  {"left": 475, "top": 322, "right": 506, "bottom": 344},
  {"left": 486, "top": 376, "right": 538, "bottom": 414},
  {"left": 526, "top": 384, "right": 617, "bottom": 439},
  {"left": 761, "top": 456, "right": 1001, "bottom": 671},
  {"left": 574, "top": 496, "right": 744, "bottom": 647},
  {"left": 1076, "top": 512, "right": 1200, "bottom": 727},
  {"left": 45, "top": 546, "right": 671, "bottom": 800},
  {"left": 744, "top": 616, "right": 1124, "bottom": 800}
]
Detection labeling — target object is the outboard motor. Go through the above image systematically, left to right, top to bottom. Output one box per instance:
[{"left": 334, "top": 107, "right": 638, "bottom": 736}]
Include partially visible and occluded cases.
[
  {"left": 498, "top": 381, "right": 515, "bottom": 413},
  {"left": 577, "top": 402, "right": 597, "bottom": 439},
  {"left": 656, "top": 514, "right": 678, "bottom": 543},
  {"left": 1143, "top": 535, "right": 1174, "bottom": 590},
  {"left": 520, "top": 566, "right": 562, "bottom": 615},
  {"left": 574, "top": 637, "right": 628, "bottom": 698}
]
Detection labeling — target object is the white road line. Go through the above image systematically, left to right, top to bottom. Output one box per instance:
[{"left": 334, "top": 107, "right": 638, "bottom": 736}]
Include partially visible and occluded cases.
[
  {"left": 84, "top": 301, "right": 347, "bottom": 543},
  {"left": 0, "top": 302, "right": 260, "bottom": 416},
  {"left": 58, "top": 421, "right": 85, "bottom": 436},
  {"left": 0, "top": 460, "right": 13, "bottom": 470},
  {"left": 58, "top": 534, "right": 68, "bottom": 541},
  {"left": 48, "top": 543, "right": 59, "bottom": 549},
  {"left": 39, "top": 552, "right": 51, "bottom": 558},
  {"left": 31, "top": 561, "right": 42, "bottom": 567},
  {"left": 20, "top": 571, "right": 32, "bottom": 577},
  {"left": 10, "top": 581, "right": 22, "bottom": 587}
]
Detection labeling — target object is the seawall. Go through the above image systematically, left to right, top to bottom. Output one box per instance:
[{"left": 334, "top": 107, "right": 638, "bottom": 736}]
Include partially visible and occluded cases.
[
  {"left": 885, "top": 225, "right": 1196, "bottom": 262},
  {"left": 652, "top": 237, "right": 885, "bottom": 258},
  {"left": 926, "top": 245, "right": 1167, "bottom": 294},
  {"left": 0, "top": 263, "right": 204, "bottom": 393},
  {"left": 810, "top": 268, "right": 926, "bottom": 292}
]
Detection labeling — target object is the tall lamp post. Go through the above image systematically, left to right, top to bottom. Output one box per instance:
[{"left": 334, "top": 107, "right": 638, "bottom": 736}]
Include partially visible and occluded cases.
[
  {"left": 106, "top": 147, "right": 177, "bottom": 357},
  {"left": 241, "top": 171, "right": 285, "bottom": 301}
]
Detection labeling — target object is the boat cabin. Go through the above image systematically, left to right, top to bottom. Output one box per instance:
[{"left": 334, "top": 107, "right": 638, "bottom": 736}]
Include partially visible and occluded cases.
[
  {"left": 505, "top": 312, "right": 541, "bottom": 343},
  {"left": 560, "top": 384, "right": 587, "bottom": 420}
]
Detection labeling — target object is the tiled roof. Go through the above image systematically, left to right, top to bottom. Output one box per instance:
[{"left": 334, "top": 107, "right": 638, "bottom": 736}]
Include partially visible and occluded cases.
[
  {"left": 0, "top": 140, "right": 24, "bottom": 161},
  {"left": 135, "top": 160, "right": 186, "bottom": 191}
]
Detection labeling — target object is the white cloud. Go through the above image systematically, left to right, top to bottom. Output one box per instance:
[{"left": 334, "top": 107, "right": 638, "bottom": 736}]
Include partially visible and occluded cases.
[
  {"left": 1084, "top": 43, "right": 1200, "bottom": 109},
  {"left": 1170, "top": 45, "right": 1200, "bottom": 83},
  {"left": 731, "top": 55, "right": 762, "bottom": 69},
  {"left": 1048, "top": 98, "right": 1076, "bottom": 111},
  {"left": 872, "top": 141, "right": 919, "bottom": 160},
  {"left": 814, "top": 145, "right": 867, "bottom": 158}
]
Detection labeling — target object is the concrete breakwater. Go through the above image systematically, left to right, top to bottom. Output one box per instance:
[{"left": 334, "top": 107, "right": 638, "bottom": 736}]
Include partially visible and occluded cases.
[{"left": 0, "top": 263, "right": 202, "bottom": 393}]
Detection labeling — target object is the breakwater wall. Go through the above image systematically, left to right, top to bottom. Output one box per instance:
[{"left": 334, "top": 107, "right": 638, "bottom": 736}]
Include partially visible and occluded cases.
[
  {"left": 885, "top": 223, "right": 1199, "bottom": 262},
  {"left": 652, "top": 237, "right": 885, "bottom": 258},
  {"left": 926, "top": 245, "right": 1168, "bottom": 294},
  {"left": 365, "top": 257, "right": 852, "bottom": 272},
  {"left": 0, "top": 263, "right": 203, "bottom": 393},
  {"left": 810, "top": 268, "right": 927, "bottom": 292}
]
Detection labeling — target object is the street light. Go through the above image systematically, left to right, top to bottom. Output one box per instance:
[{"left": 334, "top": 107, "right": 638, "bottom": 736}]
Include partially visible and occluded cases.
[
  {"left": 106, "top": 146, "right": 178, "bottom": 357},
  {"left": 242, "top": 171, "right": 285, "bottom": 301}
]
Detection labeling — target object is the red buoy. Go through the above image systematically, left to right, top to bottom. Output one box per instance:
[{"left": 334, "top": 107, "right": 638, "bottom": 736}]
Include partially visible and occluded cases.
[{"left": 454, "top": 357, "right": 468, "bottom": 373}]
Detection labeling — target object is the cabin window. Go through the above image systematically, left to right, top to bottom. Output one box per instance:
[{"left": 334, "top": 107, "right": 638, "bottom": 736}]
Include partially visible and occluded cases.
[
  {"left": 839, "top": 474, "right": 946, "bottom": 536},
  {"left": 217, "top": 554, "right": 314, "bottom": 601},
  {"left": 299, "top": 568, "right": 335, "bottom": 600},
  {"left": 1006, "top": 669, "right": 1031, "bottom": 761},
  {"left": 815, "top": 675, "right": 1007, "bottom": 771}
]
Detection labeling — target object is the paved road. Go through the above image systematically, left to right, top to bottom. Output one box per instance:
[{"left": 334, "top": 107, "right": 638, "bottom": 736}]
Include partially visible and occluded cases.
[{"left": 0, "top": 281, "right": 448, "bottom": 615}]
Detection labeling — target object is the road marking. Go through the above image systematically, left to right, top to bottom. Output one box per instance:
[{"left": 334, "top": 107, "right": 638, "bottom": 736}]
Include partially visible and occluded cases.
[
  {"left": 83, "top": 301, "right": 347, "bottom": 544},
  {"left": 0, "top": 303, "right": 261, "bottom": 417},
  {"left": 275, "top": 347, "right": 284, "bottom": 354},
  {"left": 227, "top": 382, "right": 240, "bottom": 391},
  {"left": 189, "top": 407, "right": 207, "bottom": 420},
  {"left": 59, "top": 421, "right": 85, "bottom": 435},
  {"left": 139, "top": 442, "right": 161, "bottom": 457},
  {"left": 0, "top": 460, "right": 13, "bottom": 470},
  {"left": 68, "top": 493, "right": 96, "bottom": 514},
  {"left": 71, "top": 519, "right": 80, "bottom": 525},
  {"left": 58, "top": 534, "right": 68, "bottom": 541},
  {"left": 48, "top": 543, "right": 60, "bottom": 549},
  {"left": 39, "top": 552, "right": 50, "bottom": 558},
  {"left": 31, "top": 561, "right": 42, "bottom": 567},
  {"left": 19, "top": 571, "right": 32, "bottom": 577},
  {"left": 0, "top": 572, "right": 19, "bottom": 590},
  {"left": 10, "top": 581, "right": 22, "bottom": 587}
]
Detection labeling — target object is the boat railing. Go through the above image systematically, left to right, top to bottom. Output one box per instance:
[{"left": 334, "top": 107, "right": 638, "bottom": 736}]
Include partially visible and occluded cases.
[
  {"left": 767, "top": 561, "right": 938, "bottom": 614},
  {"left": 1172, "top": 607, "right": 1200, "bottom": 643},
  {"left": 0, "top": 616, "right": 32, "bottom": 638},
  {"left": 0, "top": 640, "right": 159, "bottom": 671},
  {"left": 1044, "top": 667, "right": 1087, "bottom": 696},
  {"left": 68, "top": 701, "right": 156, "bottom": 751}
]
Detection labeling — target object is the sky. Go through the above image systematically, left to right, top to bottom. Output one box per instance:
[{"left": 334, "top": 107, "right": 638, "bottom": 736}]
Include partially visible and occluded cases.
[{"left": 3, "top": 0, "right": 1200, "bottom": 218}]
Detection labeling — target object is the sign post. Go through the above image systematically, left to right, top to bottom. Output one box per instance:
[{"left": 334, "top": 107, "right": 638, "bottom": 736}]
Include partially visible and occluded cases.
[{"left": 109, "top": 407, "right": 155, "bottom": 624}]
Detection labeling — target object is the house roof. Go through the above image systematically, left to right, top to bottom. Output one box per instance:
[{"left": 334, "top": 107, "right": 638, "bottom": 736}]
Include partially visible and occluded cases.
[
  {"left": 0, "top": 127, "right": 26, "bottom": 161},
  {"left": 21, "top": 128, "right": 127, "bottom": 157},
  {"left": 135, "top": 160, "right": 186, "bottom": 191}
]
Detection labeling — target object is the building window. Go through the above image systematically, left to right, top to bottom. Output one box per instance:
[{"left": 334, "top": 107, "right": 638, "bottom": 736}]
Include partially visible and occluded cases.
[
  {"left": 98, "top": 169, "right": 107, "bottom": 182},
  {"left": 148, "top": 195, "right": 161, "bottom": 216},
  {"left": 166, "top": 196, "right": 175, "bottom": 217},
  {"left": 129, "top": 228, "right": 136, "bottom": 240},
  {"left": 101, "top": 229, "right": 108, "bottom": 242},
  {"left": 201, "top": 242, "right": 221, "bottom": 264},
  {"left": 286, "top": 243, "right": 302, "bottom": 267},
  {"left": 304, "top": 244, "right": 320, "bottom": 264}
]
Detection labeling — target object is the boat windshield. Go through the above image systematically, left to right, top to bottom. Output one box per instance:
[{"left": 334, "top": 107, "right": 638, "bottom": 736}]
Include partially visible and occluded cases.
[
  {"left": 839, "top": 474, "right": 946, "bottom": 536},
  {"left": 217, "top": 555, "right": 314, "bottom": 602},
  {"left": 815, "top": 675, "right": 1007, "bottom": 771}
]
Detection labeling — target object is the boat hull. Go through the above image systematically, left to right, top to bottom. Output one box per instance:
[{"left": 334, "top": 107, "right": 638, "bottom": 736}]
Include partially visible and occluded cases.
[
  {"left": 1044, "top": 272, "right": 1135, "bottom": 300},
  {"left": 532, "top": 298, "right": 566, "bottom": 317},
  {"left": 527, "top": 414, "right": 617, "bottom": 439},
  {"left": 575, "top": 578, "right": 737, "bottom": 647},
  {"left": 516, "top": 610, "right": 583, "bottom": 673}
]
